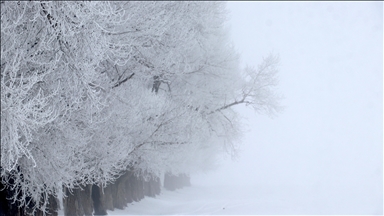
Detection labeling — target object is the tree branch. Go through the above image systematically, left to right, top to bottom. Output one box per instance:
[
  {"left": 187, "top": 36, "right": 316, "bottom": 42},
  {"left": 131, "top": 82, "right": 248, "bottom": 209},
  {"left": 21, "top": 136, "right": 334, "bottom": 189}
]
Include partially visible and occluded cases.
[
  {"left": 112, "top": 73, "right": 135, "bottom": 89},
  {"left": 208, "top": 93, "right": 250, "bottom": 115}
]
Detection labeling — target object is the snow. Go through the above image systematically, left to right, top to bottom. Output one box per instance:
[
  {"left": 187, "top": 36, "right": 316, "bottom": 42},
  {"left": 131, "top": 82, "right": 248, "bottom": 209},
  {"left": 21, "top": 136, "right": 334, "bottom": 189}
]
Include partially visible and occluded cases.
[
  {"left": 55, "top": 179, "right": 382, "bottom": 215},
  {"left": 105, "top": 182, "right": 382, "bottom": 215},
  {"left": 107, "top": 184, "right": 281, "bottom": 215}
]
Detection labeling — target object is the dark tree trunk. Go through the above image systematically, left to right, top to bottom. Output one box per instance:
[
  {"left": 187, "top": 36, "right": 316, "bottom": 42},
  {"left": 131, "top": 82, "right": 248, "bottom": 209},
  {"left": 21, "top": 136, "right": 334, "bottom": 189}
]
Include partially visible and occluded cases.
[
  {"left": 2, "top": 169, "right": 162, "bottom": 216},
  {"left": 1, "top": 170, "right": 58, "bottom": 216},
  {"left": 59, "top": 170, "right": 162, "bottom": 215},
  {"left": 111, "top": 172, "right": 130, "bottom": 210},
  {"left": 164, "top": 172, "right": 191, "bottom": 191},
  {"left": 164, "top": 172, "right": 176, "bottom": 191},
  {"left": 130, "top": 173, "right": 140, "bottom": 202},
  {"left": 124, "top": 175, "right": 134, "bottom": 204},
  {"left": 144, "top": 175, "right": 161, "bottom": 197},
  {"left": 137, "top": 176, "right": 144, "bottom": 201},
  {"left": 153, "top": 177, "right": 161, "bottom": 195},
  {"left": 143, "top": 180, "right": 150, "bottom": 197},
  {"left": 63, "top": 184, "right": 93, "bottom": 216},
  {"left": 99, "top": 184, "right": 114, "bottom": 211},
  {"left": 0, "top": 185, "right": 27, "bottom": 216},
  {"left": 92, "top": 185, "right": 107, "bottom": 215},
  {"left": 0, "top": 190, "right": 58, "bottom": 216},
  {"left": 35, "top": 194, "right": 59, "bottom": 216}
]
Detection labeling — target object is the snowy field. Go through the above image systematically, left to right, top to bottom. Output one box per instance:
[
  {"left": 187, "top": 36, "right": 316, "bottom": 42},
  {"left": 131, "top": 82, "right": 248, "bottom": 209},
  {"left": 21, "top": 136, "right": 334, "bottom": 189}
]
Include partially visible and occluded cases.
[
  {"left": 56, "top": 180, "right": 382, "bottom": 215},
  {"left": 107, "top": 182, "right": 382, "bottom": 215},
  {"left": 107, "top": 184, "right": 299, "bottom": 215}
]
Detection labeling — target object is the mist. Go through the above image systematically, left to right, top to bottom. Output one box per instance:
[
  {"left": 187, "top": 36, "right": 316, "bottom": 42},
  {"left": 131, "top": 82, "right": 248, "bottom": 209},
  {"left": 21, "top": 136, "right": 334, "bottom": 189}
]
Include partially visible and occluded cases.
[
  {"left": 4, "top": 1, "right": 380, "bottom": 215},
  {"left": 192, "top": 1, "right": 383, "bottom": 214},
  {"left": 102, "top": 2, "right": 383, "bottom": 215}
]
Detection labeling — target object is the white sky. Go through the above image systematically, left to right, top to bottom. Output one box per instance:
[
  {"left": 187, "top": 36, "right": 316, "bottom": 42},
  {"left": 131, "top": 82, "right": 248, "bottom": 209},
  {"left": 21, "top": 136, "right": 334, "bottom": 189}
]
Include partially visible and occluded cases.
[{"left": 193, "top": 2, "right": 383, "bottom": 214}]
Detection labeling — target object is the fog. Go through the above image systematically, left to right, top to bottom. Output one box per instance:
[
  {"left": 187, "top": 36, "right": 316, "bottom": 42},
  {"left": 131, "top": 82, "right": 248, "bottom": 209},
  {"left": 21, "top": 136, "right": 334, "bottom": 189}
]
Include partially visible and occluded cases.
[
  {"left": 193, "top": 1, "right": 383, "bottom": 214},
  {"left": 106, "top": 2, "right": 383, "bottom": 215}
]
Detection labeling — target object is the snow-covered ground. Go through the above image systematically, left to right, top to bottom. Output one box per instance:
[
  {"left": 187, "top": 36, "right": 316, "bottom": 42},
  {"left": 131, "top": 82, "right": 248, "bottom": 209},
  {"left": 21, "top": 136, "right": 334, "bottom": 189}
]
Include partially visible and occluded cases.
[
  {"left": 56, "top": 180, "right": 382, "bottom": 215},
  {"left": 107, "top": 182, "right": 382, "bottom": 215},
  {"left": 108, "top": 184, "right": 292, "bottom": 215}
]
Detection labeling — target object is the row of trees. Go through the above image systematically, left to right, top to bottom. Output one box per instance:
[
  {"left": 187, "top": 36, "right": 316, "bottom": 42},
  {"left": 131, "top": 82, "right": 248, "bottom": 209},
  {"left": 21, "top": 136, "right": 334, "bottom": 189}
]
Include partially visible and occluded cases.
[{"left": 1, "top": 1, "right": 281, "bottom": 215}]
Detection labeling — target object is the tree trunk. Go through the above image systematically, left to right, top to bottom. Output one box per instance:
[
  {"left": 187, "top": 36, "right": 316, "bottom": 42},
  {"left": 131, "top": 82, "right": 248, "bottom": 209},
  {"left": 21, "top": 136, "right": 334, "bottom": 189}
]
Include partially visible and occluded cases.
[
  {"left": 60, "top": 170, "right": 163, "bottom": 215},
  {"left": 164, "top": 172, "right": 190, "bottom": 191},
  {"left": 164, "top": 172, "right": 176, "bottom": 191},
  {"left": 111, "top": 173, "right": 130, "bottom": 210},
  {"left": 124, "top": 174, "right": 134, "bottom": 204},
  {"left": 145, "top": 175, "right": 161, "bottom": 197},
  {"left": 0, "top": 176, "right": 58, "bottom": 216},
  {"left": 154, "top": 176, "right": 161, "bottom": 195},
  {"left": 63, "top": 184, "right": 93, "bottom": 216},
  {"left": 99, "top": 184, "right": 114, "bottom": 211},
  {"left": 92, "top": 185, "right": 108, "bottom": 215},
  {"left": 35, "top": 194, "right": 59, "bottom": 216}
]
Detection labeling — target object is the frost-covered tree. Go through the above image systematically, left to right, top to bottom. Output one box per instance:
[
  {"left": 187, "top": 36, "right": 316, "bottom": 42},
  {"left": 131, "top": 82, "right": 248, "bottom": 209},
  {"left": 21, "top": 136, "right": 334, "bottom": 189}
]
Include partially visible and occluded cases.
[
  {"left": 1, "top": 1, "right": 281, "bottom": 214},
  {"left": 1, "top": 1, "right": 134, "bottom": 213},
  {"left": 112, "top": 1, "right": 281, "bottom": 178}
]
